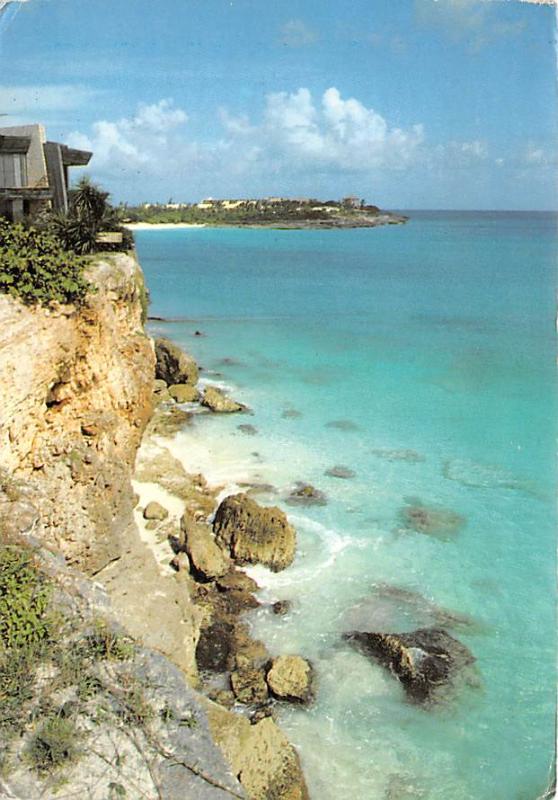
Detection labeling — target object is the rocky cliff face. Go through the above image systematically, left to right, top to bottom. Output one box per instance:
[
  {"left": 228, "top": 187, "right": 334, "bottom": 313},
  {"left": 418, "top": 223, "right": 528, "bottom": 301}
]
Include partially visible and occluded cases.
[{"left": 0, "top": 253, "right": 154, "bottom": 573}]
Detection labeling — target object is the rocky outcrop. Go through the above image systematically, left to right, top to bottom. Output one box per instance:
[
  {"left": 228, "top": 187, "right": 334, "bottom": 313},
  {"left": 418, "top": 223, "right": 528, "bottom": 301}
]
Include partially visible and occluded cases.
[
  {"left": 0, "top": 253, "right": 154, "bottom": 574},
  {"left": 155, "top": 336, "right": 199, "bottom": 385},
  {"left": 169, "top": 383, "right": 200, "bottom": 403},
  {"left": 202, "top": 386, "right": 246, "bottom": 413},
  {"left": 286, "top": 482, "right": 327, "bottom": 507},
  {"left": 213, "top": 493, "right": 296, "bottom": 572},
  {"left": 143, "top": 500, "right": 169, "bottom": 520},
  {"left": 181, "top": 513, "right": 231, "bottom": 581},
  {"left": 344, "top": 627, "right": 475, "bottom": 703},
  {"left": 266, "top": 656, "right": 314, "bottom": 704},
  {"left": 205, "top": 702, "right": 309, "bottom": 800}
]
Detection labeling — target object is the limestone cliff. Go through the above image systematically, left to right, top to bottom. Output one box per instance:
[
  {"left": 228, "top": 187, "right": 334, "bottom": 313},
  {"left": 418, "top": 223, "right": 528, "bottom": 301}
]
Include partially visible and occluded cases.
[{"left": 0, "top": 253, "right": 154, "bottom": 573}]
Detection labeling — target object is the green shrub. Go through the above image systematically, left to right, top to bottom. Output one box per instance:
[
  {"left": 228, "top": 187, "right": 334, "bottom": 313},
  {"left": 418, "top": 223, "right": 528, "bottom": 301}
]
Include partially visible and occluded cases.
[
  {"left": 0, "top": 219, "right": 90, "bottom": 307},
  {"left": 0, "top": 544, "right": 53, "bottom": 652},
  {"left": 27, "top": 715, "right": 81, "bottom": 772}
]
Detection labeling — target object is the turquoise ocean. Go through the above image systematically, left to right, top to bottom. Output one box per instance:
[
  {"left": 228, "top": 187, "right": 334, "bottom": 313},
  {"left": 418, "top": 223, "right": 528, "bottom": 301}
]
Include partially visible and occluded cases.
[{"left": 135, "top": 212, "right": 556, "bottom": 800}]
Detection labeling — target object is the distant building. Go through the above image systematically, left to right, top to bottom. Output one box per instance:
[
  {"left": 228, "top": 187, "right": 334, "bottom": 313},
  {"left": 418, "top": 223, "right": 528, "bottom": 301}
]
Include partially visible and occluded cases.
[
  {"left": 0, "top": 124, "right": 91, "bottom": 221},
  {"left": 342, "top": 196, "right": 361, "bottom": 209}
]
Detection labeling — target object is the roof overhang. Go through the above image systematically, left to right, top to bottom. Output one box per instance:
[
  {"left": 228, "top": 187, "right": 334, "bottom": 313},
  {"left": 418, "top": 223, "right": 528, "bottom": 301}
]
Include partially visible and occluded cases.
[
  {"left": 0, "top": 134, "right": 31, "bottom": 155},
  {"left": 57, "top": 143, "right": 92, "bottom": 167}
]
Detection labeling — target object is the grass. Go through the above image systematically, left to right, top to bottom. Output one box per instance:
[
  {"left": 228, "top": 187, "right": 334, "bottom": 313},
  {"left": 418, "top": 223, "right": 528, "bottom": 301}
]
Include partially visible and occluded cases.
[{"left": 0, "top": 539, "right": 155, "bottom": 781}]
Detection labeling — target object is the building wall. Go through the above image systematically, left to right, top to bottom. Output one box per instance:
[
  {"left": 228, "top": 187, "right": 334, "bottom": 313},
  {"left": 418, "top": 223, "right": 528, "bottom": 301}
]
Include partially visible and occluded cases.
[{"left": 0, "top": 124, "right": 49, "bottom": 188}]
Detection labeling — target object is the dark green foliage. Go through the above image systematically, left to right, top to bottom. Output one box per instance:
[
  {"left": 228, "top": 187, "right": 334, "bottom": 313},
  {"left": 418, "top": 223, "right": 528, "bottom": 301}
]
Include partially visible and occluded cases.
[
  {"left": 51, "top": 177, "right": 134, "bottom": 254},
  {"left": 0, "top": 219, "right": 90, "bottom": 307}
]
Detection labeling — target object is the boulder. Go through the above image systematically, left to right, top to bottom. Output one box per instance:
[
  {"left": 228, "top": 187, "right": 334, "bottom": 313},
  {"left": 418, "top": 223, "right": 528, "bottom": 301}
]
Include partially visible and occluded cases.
[
  {"left": 154, "top": 337, "right": 199, "bottom": 386},
  {"left": 153, "top": 378, "right": 168, "bottom": 393},
  {"left": 168, "top": 383, "right": 200, "bottom": 403},
  {"left": 201, "top": 386, "right": 246, "bottom": 413},
  {"left": 286, "top": 482, "right": 327, "bottom": 507},
  {"left": 213, "top": 493, "right": 296, "bottom": 572},
  {"left": 143, "top": 501, "right": 169, "bottom": 521},
  {"left": 180, "top": 514, "right": 231, "bottom": 581},
  {"left": 216, "top": 569, "right": 259, "bottom": 595},
  {"left": 272, "top": 600, "right": 291, "bottom": 616},
  {"left": 196, "top": 620, "right": 235, "bottom": 672},
  {"left": 233, "top": 624, "right": 270, "bottom": 670},
  {"left": 343, "top": 627, "right": 475, "bottom": 703},
  {"left": 266, "top": 655, "right": 314, "bottom": 704},
  {"left": 231, "top": 667, "right": 269, "bottom": 705},
  {"left": 205, "top": 702, "right": 309, "bottom": 800}
]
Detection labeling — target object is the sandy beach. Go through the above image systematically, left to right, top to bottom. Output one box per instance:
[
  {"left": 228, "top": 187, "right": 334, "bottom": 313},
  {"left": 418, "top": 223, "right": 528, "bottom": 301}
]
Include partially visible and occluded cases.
[{"left": 124, "top": 222, "right": 207, "bottom": 230}]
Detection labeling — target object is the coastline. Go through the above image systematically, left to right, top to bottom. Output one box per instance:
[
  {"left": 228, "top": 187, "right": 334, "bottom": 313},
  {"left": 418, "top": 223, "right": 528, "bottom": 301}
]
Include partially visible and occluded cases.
[
  {"left": 123, "top": 212, "right": 407, "bottom": 231},
  {"left": 125, "top": 222, "right": 208, "bottom": 230}
]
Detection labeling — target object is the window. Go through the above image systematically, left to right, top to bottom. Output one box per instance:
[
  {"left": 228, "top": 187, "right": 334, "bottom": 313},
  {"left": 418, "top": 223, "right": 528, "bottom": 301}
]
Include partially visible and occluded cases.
[{"left": 0, "top": 154, "right": 28, "bottom": 188}]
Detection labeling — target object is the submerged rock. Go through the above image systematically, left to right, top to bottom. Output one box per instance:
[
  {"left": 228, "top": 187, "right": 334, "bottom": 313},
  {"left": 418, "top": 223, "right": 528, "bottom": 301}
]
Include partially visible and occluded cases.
[
  {"left": 154, "top": 337, "right": 199, "bottom": 386},
  {"left": 168, "top": 383, "right": 199, "bottom": 403},
  {"left": 201, "top": 386, "right": 246, "bottom": 413},
  {"left": 281, "top": 408, "right": 302, "bottom": 419},
  {"left": 325, "top": 419, "right": 360, "bottom": 431},
  {"left": 237, "top": 423, "right": 258, "bottom": 436},
  {"left": 371, "top": 448, "right": 425, "bottom": 463},
  {"left": 325, "top": 465, "right": 356, "bottom": 479},
  {"left": 286, "top": 482, "right": 327, "bottom": 507},
  {"left": 213, "top": 493, "right": 296, "bottom": 572},
  {"left": 400, "top": 502, "right": 465, "bottom": 539},
  {"left": 272, "top": 600, "right": 291, "bottom": 616},
  {"left": 344, "top": 627, "right": 475, "bottom": 703},
  {"left": 266, "top": 655, "right": 314, "bottom": 704}
]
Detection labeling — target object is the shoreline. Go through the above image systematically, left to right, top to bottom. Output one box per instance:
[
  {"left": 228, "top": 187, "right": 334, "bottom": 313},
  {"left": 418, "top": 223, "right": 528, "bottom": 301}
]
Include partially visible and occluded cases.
[{"left": 124, "top": 213, "right": 407, "bottom": 232}]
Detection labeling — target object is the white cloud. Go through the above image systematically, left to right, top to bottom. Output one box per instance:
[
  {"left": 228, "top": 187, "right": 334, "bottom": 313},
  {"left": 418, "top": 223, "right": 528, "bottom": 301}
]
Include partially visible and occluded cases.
[
  {"left": 279, "top": 19, "right": 318, "bottom": 47},
  {"left": 0, "top": 84, "right": 96, "bottom": 115},
  {"left": 67, "top": 99, "right": 188, "bottom": 170}
]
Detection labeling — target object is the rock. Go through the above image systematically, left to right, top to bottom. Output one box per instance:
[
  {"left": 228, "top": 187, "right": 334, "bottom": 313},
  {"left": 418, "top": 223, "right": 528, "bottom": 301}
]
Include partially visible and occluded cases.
[
  {"left": 154, "top": 337, "right": 199, "bottom": 386},
  {"left": 153, "top": 378, "right": 168, "bottom": 393},
  {"left": 168, "top": 383, "right": 200, "bottom": 403},
  {"left": 201, "top": 386, "right": 246, "bottom": 413},
  {"left": 146, "top": 405, "right": 192, "bottom": 436},
  {"left": 237, "top": 423, "right": 258, "bottom": 436},
  {"left": 325, "top": 465, "right": 355, "bottom": 479},
  {"left": 286, "top": 482, "right": 327, "bottom": 507},
  {"left": 213, "top": 493, "right": 296, "bottom": 572},
  {"left": 143, "top": 501, "right": 169, "bottom": 521},
  {"left": 400, "top": 503, "right": 465, "bottom": 539},
  {"left": 180, "top": 515, "right": 231, "bottom": 581},
  {"left": 145, "top": 519, "right": 159, "bottom": 530},
  {"left": 170, "top": 552, "right": 190, "bottom": 573},
  {"left": 216, "top": 570, "right": 259, "bottom": 595},
  {"left": 272, "top": 600, "right": 291, "bottom": 616},
  {"left": 196, "top": 621, "right": 235, "bottom": 673},
  {"left": 233, "top": 625, "right": 270, "bottom": 670},
  {"left": 343, "top": 627, "right": 475, "bottom": 703},
  {"left": 266, "top": 655, "right": 314, "bottom": 704},
  {"left": 231, "top": 668, "right": 269, "bottom": 705},
  {"left": 207, "top": 689, "right": 236, "bottom": 709},
  {"left": 205, "top": 702, "right": 309, "bottom": 800}
]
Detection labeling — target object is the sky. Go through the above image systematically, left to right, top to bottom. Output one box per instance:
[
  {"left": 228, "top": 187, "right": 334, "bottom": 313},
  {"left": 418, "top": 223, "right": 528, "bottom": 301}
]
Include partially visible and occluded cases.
[{"left": 0, "top": 0, "right": 557, "bottom": 209}]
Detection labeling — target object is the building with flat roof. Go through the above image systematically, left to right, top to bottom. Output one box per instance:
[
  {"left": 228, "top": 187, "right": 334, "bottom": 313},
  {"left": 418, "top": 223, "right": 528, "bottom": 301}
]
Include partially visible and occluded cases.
[{"left": 0, "top": 124, "right": 92, "bottom": 222}]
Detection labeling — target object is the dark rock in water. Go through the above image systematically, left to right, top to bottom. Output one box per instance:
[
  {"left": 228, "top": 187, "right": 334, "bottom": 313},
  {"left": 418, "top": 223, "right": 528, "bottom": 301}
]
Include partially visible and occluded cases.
[
  {"left": 194, "top": 330, "right": 204, "bottom": 337},
  {"left": 154, "top": 337, "right": 199, "bottom": 386},
  {"left": 216, "top": 357, "right": 243, "bottom": 367},
  {"left": 281, "top": 408, "right": 302, "bottom": 419},
  {"left": 325, "top": 419, "right": 360, "bottom": 431},
  {"left": 238, "top": 424, "right": 258, "bottom": 436},
  {"left": 325, "top": 465, "right": 356, "bottom": 479},
  {"left": 286, "top": 482, "right": 327, "bottom": 507},
  {"left": 400, "top": 502, "right": 465, "bottom": 539},
  {"left": 272, "top": 600, "right": 291, "bottom": 616},
  {"left": 196, "top": 621, "right": 235, "bottom": 672},
  {"left": 343, "top": 627, "right": 475, "bottom": 703}
]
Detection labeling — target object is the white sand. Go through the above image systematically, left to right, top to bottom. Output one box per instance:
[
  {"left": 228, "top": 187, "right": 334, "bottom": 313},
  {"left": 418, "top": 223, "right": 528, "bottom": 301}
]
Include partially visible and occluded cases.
[{"left": 123, "top": 222, "right": 206, "bottom": 230}]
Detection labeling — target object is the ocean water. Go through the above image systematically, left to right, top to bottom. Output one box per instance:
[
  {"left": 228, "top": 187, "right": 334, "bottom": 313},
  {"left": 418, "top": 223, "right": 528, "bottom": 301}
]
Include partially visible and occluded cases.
[{"left": 135, "top": 212, "right": 557, "bottom": 800}]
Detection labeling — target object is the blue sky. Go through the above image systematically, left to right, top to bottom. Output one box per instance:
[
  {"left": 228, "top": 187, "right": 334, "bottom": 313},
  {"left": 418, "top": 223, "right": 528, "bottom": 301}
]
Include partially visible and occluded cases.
[{"left": 0, "top": 0, "right": 556, "bottom": 209}]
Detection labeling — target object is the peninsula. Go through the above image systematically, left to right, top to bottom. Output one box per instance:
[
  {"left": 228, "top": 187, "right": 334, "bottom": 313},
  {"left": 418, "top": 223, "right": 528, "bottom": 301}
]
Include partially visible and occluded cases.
[{"left": 122, "top": 195, "right": 408, "bottom": 229}]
